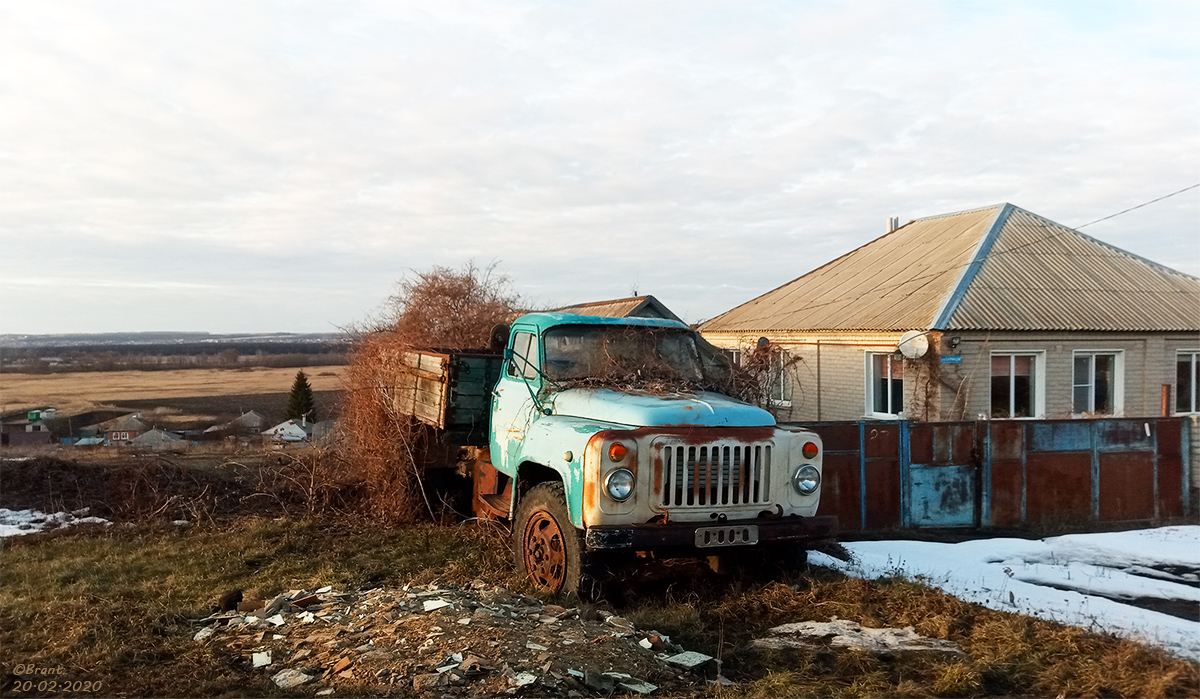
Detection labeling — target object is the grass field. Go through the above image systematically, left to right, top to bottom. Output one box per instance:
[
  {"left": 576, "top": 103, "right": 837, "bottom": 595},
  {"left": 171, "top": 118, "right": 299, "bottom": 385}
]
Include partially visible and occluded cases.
[
  {"left": 0, "top": 366, "right": 345, "bottom": 416},
  {"left": 3, "top": 514, "right": 1196, "bottom": 698}
]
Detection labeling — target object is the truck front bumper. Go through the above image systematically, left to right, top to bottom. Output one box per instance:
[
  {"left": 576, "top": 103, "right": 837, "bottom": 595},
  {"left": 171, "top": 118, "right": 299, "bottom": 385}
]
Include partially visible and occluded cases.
[{"left": 583, "top": 515, "right": 838, "bottom": 551}]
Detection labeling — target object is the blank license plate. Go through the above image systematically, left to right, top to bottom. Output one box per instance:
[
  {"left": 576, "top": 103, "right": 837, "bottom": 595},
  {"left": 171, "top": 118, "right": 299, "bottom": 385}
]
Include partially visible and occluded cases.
[{"left": 694, "top": 525, "right": 759, "bottom": 548}]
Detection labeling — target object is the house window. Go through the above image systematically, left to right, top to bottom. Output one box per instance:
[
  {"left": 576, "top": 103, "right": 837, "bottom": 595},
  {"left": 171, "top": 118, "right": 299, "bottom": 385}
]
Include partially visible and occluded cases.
[
  {"left": 770, "top": 350, "right": 793, "bottom": 406},
  {"left": 1073, "top": 351, "right": 1123, "bottom": 415},
  {"left": 1177, "top": 351, "right": 1200, "bottom": 414},
  {"left": 866, "top": 353, "right": 903, "bottom": 417},
  {"left": 990, "top": 353, "right": 1043, "bottom": 418}
]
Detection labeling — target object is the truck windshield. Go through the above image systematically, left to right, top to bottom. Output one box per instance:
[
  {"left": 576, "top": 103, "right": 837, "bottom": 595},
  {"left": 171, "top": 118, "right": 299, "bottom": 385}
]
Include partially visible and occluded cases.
[{"left": 542, "top": 325, "right": 704, "bottom": 384}]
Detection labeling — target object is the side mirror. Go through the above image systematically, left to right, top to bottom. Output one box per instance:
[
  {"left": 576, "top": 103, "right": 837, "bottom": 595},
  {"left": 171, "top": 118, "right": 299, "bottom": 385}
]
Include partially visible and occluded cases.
[{"left": 490, "top": 324, "right": 511, "bottom": 351}]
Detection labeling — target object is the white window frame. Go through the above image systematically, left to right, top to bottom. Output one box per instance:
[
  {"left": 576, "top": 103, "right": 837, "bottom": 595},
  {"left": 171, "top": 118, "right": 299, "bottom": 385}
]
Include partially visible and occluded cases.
[
  {"left": 769, "top": 350, "right": 793, "bottom": 407},
  {"left": 1072, "top": 350, "right": 1125, "bottom": 416},
  {"left": 1176, "top": 350, "right": 1200, "bottom": 415},
  {"left": 865, "top": 351, "right": 904, "bottom": 419},
  {"left": 989, "top": 351, "right": 1046, "bottom": 419}
]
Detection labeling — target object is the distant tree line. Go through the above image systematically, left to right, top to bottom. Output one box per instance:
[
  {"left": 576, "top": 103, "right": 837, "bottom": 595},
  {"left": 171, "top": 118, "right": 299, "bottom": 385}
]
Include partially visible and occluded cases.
[{"left": 1, "top": 343, "right": 348, "bottom": 374}]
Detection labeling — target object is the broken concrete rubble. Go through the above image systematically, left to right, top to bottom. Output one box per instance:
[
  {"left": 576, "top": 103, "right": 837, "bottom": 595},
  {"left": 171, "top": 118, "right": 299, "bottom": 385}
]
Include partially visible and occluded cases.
[
  {"left": 191, "top": 580, "right": 720, "bottom": 696},
  {"left": 749, "top": 618, "right": 966, "bottom": 659},
  {"left": 271, "top": 668, "right": 314, "bottom": 689}
]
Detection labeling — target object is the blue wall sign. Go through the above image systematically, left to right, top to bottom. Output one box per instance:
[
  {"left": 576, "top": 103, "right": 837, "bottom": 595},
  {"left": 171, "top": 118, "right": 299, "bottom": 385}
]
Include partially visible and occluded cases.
[{"left": 941, "top": 355, "right": 963, "bottom": 364}]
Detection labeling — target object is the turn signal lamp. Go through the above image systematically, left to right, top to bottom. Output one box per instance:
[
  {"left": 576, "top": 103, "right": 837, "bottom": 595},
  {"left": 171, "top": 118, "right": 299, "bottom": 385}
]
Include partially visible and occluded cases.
[
  {"left": 802, "top": 442, "right": 820, "bottom": 459},
  {"left": 608, "top": 443, "right": 628, "bottom": 462}
]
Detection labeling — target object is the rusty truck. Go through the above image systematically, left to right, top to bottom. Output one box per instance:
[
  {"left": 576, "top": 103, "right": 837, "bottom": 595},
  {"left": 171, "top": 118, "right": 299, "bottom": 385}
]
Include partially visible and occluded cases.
[{"left": 391, "top": 312, "right": 836, "bottom": 595}]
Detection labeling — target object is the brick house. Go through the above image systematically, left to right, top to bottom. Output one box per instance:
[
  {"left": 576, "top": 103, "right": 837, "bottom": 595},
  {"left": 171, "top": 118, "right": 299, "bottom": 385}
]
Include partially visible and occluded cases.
[
  {"left": 699, "top": 203, "right": 1200, "bottom": 426},
  {"left": 102, "top": 414, "right": 150, "bottom": 446}
]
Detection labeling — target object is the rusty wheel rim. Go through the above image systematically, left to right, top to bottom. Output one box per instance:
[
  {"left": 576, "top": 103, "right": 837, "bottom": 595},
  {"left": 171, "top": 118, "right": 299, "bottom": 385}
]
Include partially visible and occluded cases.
[{"left": 523, "top": 511, "right": 567, "bottom": 592}]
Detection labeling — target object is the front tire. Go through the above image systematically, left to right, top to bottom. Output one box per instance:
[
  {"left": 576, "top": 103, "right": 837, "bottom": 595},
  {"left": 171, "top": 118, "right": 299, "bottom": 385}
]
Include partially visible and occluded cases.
[{"left": 514, "top": 482, "right": 586, "bottom": 595}]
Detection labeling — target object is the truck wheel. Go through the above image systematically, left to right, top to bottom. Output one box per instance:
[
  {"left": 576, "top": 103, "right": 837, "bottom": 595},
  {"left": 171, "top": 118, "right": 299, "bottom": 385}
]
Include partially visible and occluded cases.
[{"left": 514, "top": 482, "right": 586, "bottom": 595}]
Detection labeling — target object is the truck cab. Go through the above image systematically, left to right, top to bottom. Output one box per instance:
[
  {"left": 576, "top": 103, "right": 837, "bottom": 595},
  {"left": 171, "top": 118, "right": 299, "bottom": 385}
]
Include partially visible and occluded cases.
[{"left": 476, "top": 312, "right": 836, "bottom": 594}]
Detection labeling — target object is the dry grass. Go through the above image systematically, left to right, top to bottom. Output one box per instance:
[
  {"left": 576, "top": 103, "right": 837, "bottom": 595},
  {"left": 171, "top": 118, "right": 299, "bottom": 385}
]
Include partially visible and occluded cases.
[
  {"left": 337, "top": 263, "right": 520, "bottom": 524},
  {"left": 0, "top": 365, "right": 345, "bottom": 416},
  {"left": 0, "top": 519, "right": 515, "bottom": 697},
  {"left": 3, "top": 524, "right": 1195, "bottom": 698},
  {"left": 621, "top": 573, "right": 1199, "bottom": 698}
]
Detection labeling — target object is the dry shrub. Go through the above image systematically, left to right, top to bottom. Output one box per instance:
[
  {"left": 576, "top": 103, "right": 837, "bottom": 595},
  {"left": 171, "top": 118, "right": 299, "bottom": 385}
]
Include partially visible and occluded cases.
[
  {"left": 337, "top": 262, "right": 519, "bottom": 524},
  {"left": 537, "top": 324, "right": 774, "bottom": 408},
  {"left": 0, "top": 455, "right": 271, "bottom": 523}
]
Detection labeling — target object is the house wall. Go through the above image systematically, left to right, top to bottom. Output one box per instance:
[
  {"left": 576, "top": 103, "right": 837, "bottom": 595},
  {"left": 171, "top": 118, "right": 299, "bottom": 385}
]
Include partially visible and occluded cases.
[
  {"left": 703, "top": 329, "right": 1200, "bottom": 433},
  {"left": 702, "top": 331, "right": 939, "bottom": 422},
  {"left": 941, "top": 331, "right": 1200, "bottom": 420}
]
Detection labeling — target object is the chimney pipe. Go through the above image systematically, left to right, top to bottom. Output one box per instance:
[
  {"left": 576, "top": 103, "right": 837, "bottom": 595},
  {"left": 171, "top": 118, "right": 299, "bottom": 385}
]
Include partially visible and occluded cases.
[{"left": 887, "top": 216, "right": 900, "bottom": 233}]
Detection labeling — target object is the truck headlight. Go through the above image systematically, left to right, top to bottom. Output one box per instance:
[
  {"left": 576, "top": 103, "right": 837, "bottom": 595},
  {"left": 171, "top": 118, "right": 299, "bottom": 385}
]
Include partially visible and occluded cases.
[
  {"left": 792, "top": 464, "right": 820, "bottom": 495},
  {"left": 604, "top": 468, "right": 635, "bottom": 502}
]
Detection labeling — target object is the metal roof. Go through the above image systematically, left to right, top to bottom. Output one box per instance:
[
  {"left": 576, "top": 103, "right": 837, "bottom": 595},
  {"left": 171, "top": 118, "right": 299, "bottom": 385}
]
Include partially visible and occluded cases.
[
  {"left": 701, "top": 203, "right": 1200, "bottom": 334},
  {"left": 701, "top": 205, "right": 1001, "bottom": 332},
  {"left": 948, "top": 207, "right": 1200, "bottom": 331},
  {"left": 552, "top": 295, "right": 683, "bottom": 322},
  {"left": 102, "top": 414, "right": 150, "bottom": 432}
]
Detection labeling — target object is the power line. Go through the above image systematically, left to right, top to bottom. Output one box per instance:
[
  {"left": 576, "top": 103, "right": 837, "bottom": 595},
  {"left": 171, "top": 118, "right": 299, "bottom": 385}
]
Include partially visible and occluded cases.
[{"left": 1076, "top": 183, "right": 1200, "bottom": 229}]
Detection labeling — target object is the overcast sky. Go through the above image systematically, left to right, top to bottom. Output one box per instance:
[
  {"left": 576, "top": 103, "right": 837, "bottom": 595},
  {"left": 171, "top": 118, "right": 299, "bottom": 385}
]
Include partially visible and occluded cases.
[{"left": 2, "top": 1, "right": 1197, "bottom": 334}]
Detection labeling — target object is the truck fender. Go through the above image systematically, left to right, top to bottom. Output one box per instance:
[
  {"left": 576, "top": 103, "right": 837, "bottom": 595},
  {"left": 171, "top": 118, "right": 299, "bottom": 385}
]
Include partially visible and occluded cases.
[{"left": 514, "top": 461, "right": 585, "bottom": 528}]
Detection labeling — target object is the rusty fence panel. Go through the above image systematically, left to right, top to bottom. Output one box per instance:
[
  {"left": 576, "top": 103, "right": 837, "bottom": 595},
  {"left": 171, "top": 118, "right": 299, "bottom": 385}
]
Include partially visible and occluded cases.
[{"left": 797, "top": 418, "right": 1191, "bottom": 533}]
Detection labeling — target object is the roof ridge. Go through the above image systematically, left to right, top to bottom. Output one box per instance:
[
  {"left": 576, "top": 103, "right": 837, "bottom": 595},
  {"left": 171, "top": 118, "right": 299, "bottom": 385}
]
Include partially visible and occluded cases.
[
  {"left": 909, "top": 202, "right": 1009, "bottom": 224},
  {"left": 931, "top": 204, "right": 1014, "bottom": 329},
  {"left": 563, "top": 295, "right": 650, "bottom": 307}
]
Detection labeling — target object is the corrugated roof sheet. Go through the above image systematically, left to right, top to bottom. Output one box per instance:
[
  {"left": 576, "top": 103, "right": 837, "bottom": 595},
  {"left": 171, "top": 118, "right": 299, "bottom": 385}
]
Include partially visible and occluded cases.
[
  {"left": 701, "top": 203, "right": 1200, "bottom": 334},
  {"left": 701, "top": 206, "right": 1002, "bottom": 332},
  {"left": 950, "top": 208, "right": 1200, "bottom": 331},
  {"left": 553, "top": 295, "right": 683, "bottom": 322}
]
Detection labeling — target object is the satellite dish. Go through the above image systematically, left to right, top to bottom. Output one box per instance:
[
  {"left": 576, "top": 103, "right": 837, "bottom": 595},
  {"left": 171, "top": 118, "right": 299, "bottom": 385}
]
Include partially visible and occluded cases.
[{"left": 897, "top": 330, "right": 929, "bottom": 359}]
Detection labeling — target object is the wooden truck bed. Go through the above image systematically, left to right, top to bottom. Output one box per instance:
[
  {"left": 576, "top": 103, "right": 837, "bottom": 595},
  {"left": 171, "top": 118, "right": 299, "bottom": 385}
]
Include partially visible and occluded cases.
[{"left": 391, "top": 349, "right": 504, "bottom": 446}]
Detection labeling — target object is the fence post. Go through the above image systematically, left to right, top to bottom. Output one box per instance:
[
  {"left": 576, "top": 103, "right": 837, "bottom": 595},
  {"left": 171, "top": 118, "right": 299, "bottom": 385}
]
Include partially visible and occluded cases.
[
  {"left": 1184, "top": 417, "right": 1193, "bottom": 517},
  {"left": 1152, "top": 418, "right": 1160, "bottom": 521},
  {"left": 980, "top": 420, "right": 991, "bottom": 528},
  {"left": 1090, "top": 420, "right": 1100, "bottom": 521},
  {"left": 858, "top": 421, "right": 867, "bottom": 530},
  {"left": 899, "top": 421, "right": 911, "bottom": 528},
  {"left": 1020, "top": 422, "right": 1028, "bottom": 525}
]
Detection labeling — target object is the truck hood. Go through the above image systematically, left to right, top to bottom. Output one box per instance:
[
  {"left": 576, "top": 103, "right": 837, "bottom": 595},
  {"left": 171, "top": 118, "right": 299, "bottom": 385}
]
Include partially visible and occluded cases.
[{"left": 547, "top": 388, "right": 775, "bottom": 428}]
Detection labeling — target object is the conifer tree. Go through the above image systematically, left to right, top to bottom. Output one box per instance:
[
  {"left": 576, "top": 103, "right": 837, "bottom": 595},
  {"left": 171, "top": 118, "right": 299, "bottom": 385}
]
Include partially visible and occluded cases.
[{"left": 284, "top": 370, "right": 316, "bottom": 421}]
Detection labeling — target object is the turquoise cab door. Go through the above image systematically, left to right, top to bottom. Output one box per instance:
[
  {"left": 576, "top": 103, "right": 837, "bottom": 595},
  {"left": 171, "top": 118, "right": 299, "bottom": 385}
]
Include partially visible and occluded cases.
[{"left": 489, "top": 326, "right": 541, "bottom": 477}]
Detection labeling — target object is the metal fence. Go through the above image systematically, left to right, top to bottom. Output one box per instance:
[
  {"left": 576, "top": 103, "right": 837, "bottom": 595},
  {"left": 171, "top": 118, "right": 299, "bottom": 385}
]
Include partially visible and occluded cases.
[{"left": 795, "top": 418, "right": 1192, "bottom": 532}]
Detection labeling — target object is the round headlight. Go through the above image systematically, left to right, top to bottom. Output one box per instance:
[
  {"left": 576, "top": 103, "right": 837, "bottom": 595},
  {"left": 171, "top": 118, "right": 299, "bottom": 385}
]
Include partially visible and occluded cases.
[
  {"left": 792, "top": 464, "right": 820, "bottom": 495},
  {"left": 604, "top": 468, "right": 635, "bottom": 502}
]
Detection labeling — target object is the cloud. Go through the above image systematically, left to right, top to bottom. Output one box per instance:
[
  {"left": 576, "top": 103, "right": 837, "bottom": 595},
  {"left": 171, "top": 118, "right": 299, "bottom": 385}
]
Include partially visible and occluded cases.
[{"left": 0, "top": 0, "right": 1196, "bottom": 332}]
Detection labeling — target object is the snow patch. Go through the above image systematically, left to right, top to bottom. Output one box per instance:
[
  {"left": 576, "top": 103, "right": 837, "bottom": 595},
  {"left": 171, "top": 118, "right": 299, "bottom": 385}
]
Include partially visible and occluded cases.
[
  {"left": 0, "top": 508, "right": 111, "bottom": 537},
  {"left": 811, "top": 526, "right": 1200, "bottom": 662}
]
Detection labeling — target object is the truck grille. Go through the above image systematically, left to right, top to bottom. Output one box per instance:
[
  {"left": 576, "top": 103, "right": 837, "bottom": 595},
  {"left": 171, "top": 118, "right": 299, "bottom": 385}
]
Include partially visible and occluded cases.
[{"left": 658, "top": 442, "right": 772, "bottom": 508}]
